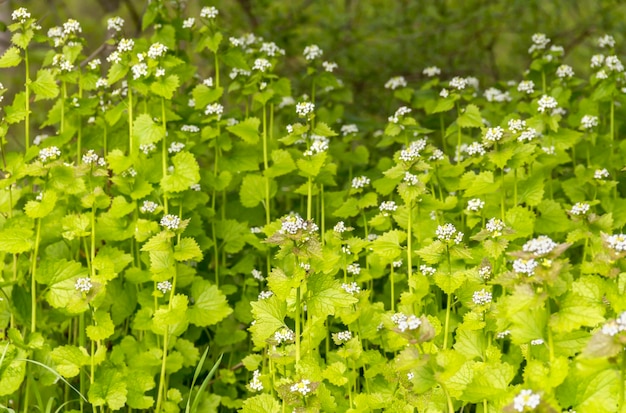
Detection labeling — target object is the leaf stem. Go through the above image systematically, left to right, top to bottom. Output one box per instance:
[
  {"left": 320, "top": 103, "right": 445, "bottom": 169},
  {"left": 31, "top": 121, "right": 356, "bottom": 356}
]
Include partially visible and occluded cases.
[
  {"left": 24, "top": 48, "right": 30, "bottom": 151},
  {"left": 128, "top": 86, "right": 133, "bottom": 157},
  {"left": 161, "top": 98, "right": 168, "bottom": 214},
  {"left": 295, "top": 286, "right": 301, "bottom": 366}
]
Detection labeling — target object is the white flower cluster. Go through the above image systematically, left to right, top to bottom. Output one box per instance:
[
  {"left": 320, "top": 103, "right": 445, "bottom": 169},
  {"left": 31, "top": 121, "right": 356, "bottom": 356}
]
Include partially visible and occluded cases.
[
  {"left": 200, "top": 6, "right": 219, "bottom": 19},
  {"left": 12, "top": 7, "right": 31, "bottom": 23},
  {"left": 107, "top": 16, "right": 124, "bottom": 32},
  {"left": 182, "top": 18, "right": 195, "bottom": 29},
  {"left": 63, "top": 19, "right": 82, "bottom": 36},
  {"left": 528, "top": 33, "right": 550, "bottom": 54},
  {"left": 598, "top": 34, "right": 616, "bottom": 48},
  {"left": 117, "top": 38, "right": 135, "bottom": 53},
  {"left": 260, "top": 42, "right": 285, "bottom": 56},
  {"left": 147, "top": 43, "right": 167, "bottom": 60},
  {"left": 303, "top": 44, "right": 323, "bottom": 60},
  {"left": 52, "top": 55, "right": 74, "bottom": 72},
  {"left": 605, "top": 55, "right": 624, "bottom": 72},
  {"left": 252, "top": 58, "right": 272, "bottom": 72},
  {"left": 322, "top": 61, "right": 338, "bottom": 72},
  {"left": 131, "top": 63, "right": 148, "bottom": 79},
  {"left": 556, "top": 64, "right": 575, "bottom": 78},
  {"left": 422, "top": 66, "right": 441, "bottom": 77},
  {"left": 229, "top": 68, "right": 251, "bottom": 79},
  {"left": 385, "top": 76, "right": 407, "bottom": 90},
  {"left": 449, "top": 76, "right": 467, "bottom": 90},
  {"left": 517, "top": 80, "right": 535, "bottom": 94},
  {"left": 483, "top": 87, "right": 511, "bottom": 102},
  {"left": 440, "top": 89, "right": 449, "bottom": 98},
  {"left": 537, "top": 95, "right": 558, "bottom": 113},
  {"left": 296, "top": 101, "right": 315, "bottom": 117},
  {"left": 205, "top": 103, "right": 224, "bottom": 119},
  {"left": 388, "top": 106, "right": 412, "bottom": 123},
  {"left": 580, "top": 115, "right": 599, "bottom": 130},
  {"left": 508, "top": 119, "right": 526, "bottom": 133},
  {"left": 341, "top": 124, "right": 359, "bottom": 136},
  {"left": 181, "top": 125, "right": 200, "bottom": 133},
  {"left": 483, "top": 126, "right": 504, "bottom": 143},
  {"left": 517, "top": 128, "right": 539, "bottom": 143},
  {"left": 303, "top": 135, "right": 329, "bottom": 156},
  {"left": 399, "top": 139, "right": 426, "bottom": 162},
  {"left": 168, "top": 142, "right": 185, "bottom": 154},
  {"left": 465, "top": 142, "right": 486, "bottom": 156},
  {"left": 140, "top": 143, "right": 156, "bottom": 155},
  {"left": 39, "top": 146, "right": 61, "bottom": 162},
  {"left": 430, "top": 149, "right": 445, "bottom": 161},
  {"left": 82, "top": 150, "right": 106, "bottom": 167},
  {"left": 593, "top": 169, "right": 609, "bottom": 181},
  {"left": 403, "top": 172, "right": 419, "bottom": 186},
  {"left": 466, "top": 198, "right": 485, "bottom": 212},
  {"left": 140, "top": 200, "right": 158, "bottom": 213},
  {"left": 379, "top": 201, "right": 398, "bottom": 216},
  {"left": 570, "top": 202, "right": 590, "bottom": 216},
  {"left": 160, "top": 214, "right": 181, "bottom": 230},
  {"left": 278, "top": 214, "right": 318, "bottom": 235},
  {"left": 485, "top": 218, "right": 505, "bottom": 236},
  {"left": 334, "top": 221, "right": 347, "bottom": 233},
  {"left": 436, "top": 223, "right": 463, "bottom": 244},
  {"left": 607, "top": 234, "right": 626, "bottom": 252},
  {"left": 522, "top": 235, "right": 557, "bottom": 256},
  {"left": 513, "top": 258, "right": 539, "bottom": 276},
  {"left": 393, "top": 259, "right": 403, "bottom": 268},
  {"left": 347, "top": 263, "right": 361, "bottom": 275},
  {"left": 419, "top": 265, "right": 436, "bottom": 276},
  {"left": 478, "top": 265, "right": 491, "bottom": 280},
  {"left": 251, "top": 269, "right": 264, "bottom": 281},
  {"left": 75, "top": 277, "right": 92, "bottom": 293},
  {"left": 157, "top": 280, "right": 172, "bottom": 294},
  {"left": 341, "top": 282, "right": 361, "bottom": 295},
  {"left": 472, "top": 289, "right": 492, "bottom": 305},
  {"left": 258, "top": 290, "right": 273, "bottom": 300},
  {"left": 391, "top": 312, "right": 422, "bottom": 332},
  {"left": 601, "top": 312, "right": 626, "bottom": 336},
  {"left": 274, "top": 327, "right": 295, "bottom": 344},
  {"left": 335, "top": 330, "right": 352, "bottom": 342},
  {"left": 496, "top": 330, "right": 511, "bottom": 339},
  {"left": 530, "top": 338, "right": 544, "bottom": 346},
  {"left": 249, "top": 370, "right": 263, "bottom": 392},
  {"left": 290, "top": 379, "right": 312, "bottom": 396},
  {"left": 513, "top": 389, "right": 541, "bottom": 412}
]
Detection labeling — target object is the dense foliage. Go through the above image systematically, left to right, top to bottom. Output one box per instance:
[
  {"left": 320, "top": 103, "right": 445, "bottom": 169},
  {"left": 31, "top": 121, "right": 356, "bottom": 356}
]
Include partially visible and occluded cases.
[{"left": 1, "top": 2, "right": 626, "bottom": 413}]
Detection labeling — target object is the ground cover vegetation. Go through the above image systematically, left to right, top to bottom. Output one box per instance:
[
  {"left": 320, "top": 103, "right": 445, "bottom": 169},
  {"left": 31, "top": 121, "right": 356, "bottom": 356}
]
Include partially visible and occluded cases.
[{"left": 1, "top": 2, "right": 626, "bottom": 413}]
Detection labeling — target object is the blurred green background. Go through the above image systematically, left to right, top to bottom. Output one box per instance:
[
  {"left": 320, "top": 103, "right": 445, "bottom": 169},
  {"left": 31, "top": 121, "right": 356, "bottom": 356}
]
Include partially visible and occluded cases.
[{"left": 2, "top": 0, "right": 626, "bottom": 118}]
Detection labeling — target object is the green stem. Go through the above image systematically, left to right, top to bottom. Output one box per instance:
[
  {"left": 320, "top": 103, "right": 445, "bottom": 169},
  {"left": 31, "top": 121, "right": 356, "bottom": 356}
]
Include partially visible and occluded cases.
[
  {"left": 24, "top": 48, "right": 30, "bottom": 151},
  {"left": 77, "top": 76, "right": 83, "bottom": 164},
  {"left": 61, "top": 81, "right": 66, "bottom": 134},
  {"left": 128, "top": 86, "right": 133, "bottom": 157},
  {"left": 161, "top": 98, "right": 168, "bottom": 214},
  {"left": 455, "top": 102, "right": 462, "bottom": 162},
  {"left": 513, "top": 168, "right": 518, "bottom": 206},
  {"left": 307, "top": 177, "right": 313, "bottom": 221},
  {"left": 320, "top": 185, "right": 325, "bottom": 246},
  {"left": 407, "top": 200, "right": 413, "bottom": 294},
  {"left": 31, "top": 218, "right": 41, "bottom": 333},
  {"left": 443, "top": 247, "right": 452, "bottom": 349},
  {"left": 390, "top": 264, "right": 395, "bottom": 312},
  {"left": 295, "top": 286, "right": 301, "bottom": 366},
  {"left": 79, "top": 312, "right": 86, "bottom": 413},
  {"left": 620, "top": 350, "right": 626, "bottom": 411},
  {"left": 441, "top": 383, "right": 455, "bottom": 413}
]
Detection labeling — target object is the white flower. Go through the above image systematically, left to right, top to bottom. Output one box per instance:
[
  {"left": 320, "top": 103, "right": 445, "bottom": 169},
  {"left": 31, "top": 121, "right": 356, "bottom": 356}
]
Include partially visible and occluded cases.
[
  {"left": 200, "top": 6, "right": 219, "bottom": 19},
  {"left": 12, "top": 7, "right": 31, "bottom": 23},
  {"left": 107, "top": 16, "right": 124, "bottom": 32},
  {"left": 182, "top": 17, "right": 195, "bottom": 29},
  {"left": 63, "top": 19, "right": 82, "bottom": 35},
  {"left": 528, "top": 33, "right": 550, "bottom": 53},
  {"left": 598, "top": 34, "right": 616, "bottom": 48},
  {"left": 117, "top": 38, "right": 134, "bottom": 53},
  {"left": 260, "top": 42, "right": 285, "bottom": 56},
  {"left": 147, "top": 43, "right": 167, "bottom": 60},
  {"left": 303, "top": 44, "right": 323, "bottom": 60},
  {"left": 591, "top": 54, "right": 605, "bottom": 68},
  {"left": 605, "top": 55, "right": 624, "bottom": 72},
  {"left": 252, "top": 58, "right": 272, "bottom": 72},
  {"left": 322, "top": 61, "right": 338, "bottom": 72},
  {"left": 131, "top": 63, "right": 148, "bottom": 80},
  {"left": 556, "top": 64, "right": 575, "bottom": 78},
  {"left": 423, "top": 66, "right": 441, "bottom": 77},
  {"left": 155, "top": 67, "right": 165, "bottom": 78},
  {"left": 596, "top": 69, "right": 608, "bottom": 79},
  {"left": 385, "top": 76, "right": 408, "bottom": 90},
  {"left": 449, "top": 76, "right": 467, "bottom": 90},
  {"left": 465, "top": 76, "right": 479, "bottom": 89},
  {"left": 203, "top": 77, "right": 214, "bottom": 87},
  {"left": 517, "top": 80, "right": 535, "bottom": 94},
  {"left": 484, "top": 87, "right": 511, "bottom": 102},
  {"left": 440, "top": 88, "right": 449, "bottom": 98},
  {"left": 537, "top": 95, "right": 558, "bottom": 113},
  {"left": 296, "top": 102, "right": 315, "bottom": 117},
  {"left": 205, "top": 103, "right": 224, "bottom": 118},
  {"left": 580, "top": 115, "right": 599, "bottom": 130},
  {"left": 508, "top": 119, "right": 526, "bottom": 133},
  {"left": 181, "top": 125, "right": 200, "bottom": 133},
  {"left": 484, "top": 126, "right": 504, "bottom": 143},
  {"left": 518, "top": 128, "right": 539, "bottom": 143},
  {"left": 303, "top": 135, "right": 329, "bottom": 156},
  {"left": 399, "top": 139, "right": 426, "bottom": 161},
  {"left": 168, "top": 142, "right": 185, "bottom": 154},
  {"left": 465, "top": 142, "right": 485, "bottom": 156},
  {"left": 140, "top": 143, "right": 156, "bottom": 155},
  {"left": 39, "top": 146, "right": 61, "bottom": 162},
  {"left": 430, "top": 149, "right": 445, "bottom": 161},
  {"left": 82, "top": 150, "right": 102, "bottom": 165},
  {"left": 594, "top": 168, "right": 610, "bottom": 180},
  {"left": 403, "top": 172, "right": 419, "bottom": 186},
  {"left": 467, "top": 198, "right": 485, "bottom": 212},
  {"left": 140, "top": 200, "right": 158, "bottom": 213},
  {"left": 379, "top": 201, "right": 397, "bottom": 215},
  {"left": 570, "top": 202, "right": 590, "bottom": 216},
  {"left": 160, "top": 214, "right": 181, "bottom": 230},
  {"left": 278, "top": 214, "right": 318, "bottom": 235},
  {"left": 486, "top": 218, "right": 505, "bottom": 236},
  {"left": 334, "top": 221, "right": 347, "bottom": 233},
  {"left": 436, "top": 223, "right": 463, "bottom": 244},
  {"left": 607, "top": 234, "right": 626, "bottom": 252},
  {"left": 522, "top": 235, "right": 557, "bottom": 256},
  {"left": 513, "top": 258, "right": 539, "bottom": 276},
  {"left": 393, "top": 259, "right": 403, "bottom": 268},
  {"left": 347, "top": 263, "right": 361, "bottom": 275},
  {"left": 419, "top": 265, "right": 436, "bottom": 276},
  {"left": 478, "top": 266, "right": 491, "bottom": 280},
  {"left": 251, "top": 269, "right": 264, "bottom": 281},
  {"left": 75, "top": 277, "right": 92, "bottom": 292},
  {"left": 157, "top": 280, "right": 172, "bottom": 294},
  {"left": 341, "top": 282, "right": 361, "bottom": 295},
  {"left": 472, "top": 289, "right": 492, "bottom": 305},
  {"left": 258, "top": 290, "right": 273, "bottom": 300},
  {"left": 392, "top": 313, "right": 422, "bottom": 332},
  {"left": 601, "top": 319, "right": 621, "bottom": 336},
  {"left": 274, "top": 328, "right": 295, "bottom": 344},
  {"left": 496, "top": 330, "right": 511, "bottom": 339},
  {"left": 336, "top": 331, "right": 352, "bottom": 342},
  {"left": 531, "top": 338, "right": 544, "bottom": 346},
  {"left": 249, "top": 370, "right": 263, "bottom": 392},
  {"left": 407, "top": 372, "right": 415, "bottom": 380},
  {"left": 290, "top": 379, "right": 312, "bottom": 396},
  {"left": 513, "top": 389, "right": 541, "bottom": 412}
]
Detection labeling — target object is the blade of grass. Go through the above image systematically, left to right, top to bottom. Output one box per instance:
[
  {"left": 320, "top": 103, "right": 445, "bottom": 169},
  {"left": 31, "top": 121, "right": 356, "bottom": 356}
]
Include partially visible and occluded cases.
[
  {"left": 186, "top": 351, "right": 223, "bottom": 413},
  {"left": 16, "top": 359, "right": 88, "bottom": 402}
]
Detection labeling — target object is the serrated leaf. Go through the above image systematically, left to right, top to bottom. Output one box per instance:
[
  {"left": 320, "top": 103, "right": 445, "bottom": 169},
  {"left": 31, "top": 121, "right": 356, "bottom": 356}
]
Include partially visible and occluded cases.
[
  {"left": 0, "top": 47, "right": 21, "bottom": 68},
  {"left": 31, "top": 69, "right": 59, "bottom": 100},
  {"left": 150, "top": 74, "right": 179, "bottom": 99},
  {"left": 191, "top": 85, "right": 223, "bottom": 108},
  {"left": 6, "top": 92, "right": 27, "bottom": 124},
  {"left": 457, "top": 104, "right": 482, "bottom": 128},
  {"left": 133, "top": 114, "right": 165, "bottom": 146},
  {"left": 227, "top": 117, "right": 260, "bottom": 144},
  {"left": 312, "top": 122, "right": 337, "bottom": 137},
  {"left": 266, "top": 149, "right": 296, "bottom": 178},
  {"left": 161, "top": 151, "right": 200, "bottom": 193},
  {"left": 297, "top": 152, "right": 327, "bottom": 178},
  {"left": 459, "top": 171, "right": 498, "bottom": 197},
  {"left": 517, "top": 173, "right": 544, "bottom": 206},
  {"left": 240, "top": 174, "right": 267, "bottom": 208},
  {"left": 24, "top": 190, "right": 57, "bottom": 218},
  {"left": 536, "top": 199, "right": 572, "bottom": 233},
  {"left": 0, "top": 227, "right": 33, "bottom": 253},
  {"left": 371, "top": 230, "right": 407, "bottom": 261},
  {"left": 173, "top": 238, "right": 203, "bottom": 261},
  {"left": 416, "top": 240, "right": 445, "bottom": 264},
  {"left": 266, "top": 268, "right": 299, "bottom": 301},
  {"left": 307, "top": 272, "right": 358, "bottom": 317},
  {"left": 187, "top": 280, "right": 232, "bottom": 327},
  {"left": 152, "top": 294, "right": 188, "bottom": 336},
  {"left": 250, "top": 296, "right": 286, "bottom": 348},
  {"left": 86, "top": 310, "right": 115, "bottom": 341},
  {"left": 0, "top": 344, "right": 26, "bottom": 396},
  {"left": 51, "top": 345, "right": 90, "bottom": 378},
  {"left": 89, "top": 368, "right": 128, "bottom": 410},
  {"left": 240, "top": 394, "right": 281, "bottom": 413}
]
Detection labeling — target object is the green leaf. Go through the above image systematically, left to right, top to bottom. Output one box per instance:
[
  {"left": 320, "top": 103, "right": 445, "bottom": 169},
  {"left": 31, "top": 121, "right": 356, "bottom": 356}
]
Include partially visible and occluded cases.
[
  {"left": 0, "top": 47, "right": 21, "bottom": 68},
  {"left": 31, "top": 69, "right": 59, "bottom": 100},
  {"left": 150, "top": 74, "right": 179, "bottom": 99},
  {"left": 191, "top": 85, "right": 223, "bottom": 108},
  {"left": 6, "top": 92, "right": 27, "bottom": 124},
  {"left": 457, "top": 104, "right": 483, "bottom": 128},
  {"left": 133, "top": 114, "right": 165, "bottom": 146},
  {"left": 227, "top": 117, "right": 260, "bottom": 144},
  {"left": 312, "top": 122, "right": 338, "bottom": 137},
  {"left": 266, "top": 149, "right": 296, "bottom": 178},
  {"left": 161, "top": 151, "right": 200, "bottom": 193},
  {"left": 297, "top": 152, "right": 327, "bottom": 178},
  {"left": 459, "top": 171, "right": 498, "bottom": 197},
  {"left": 517, "top": 173, "right": 544, "bottom": 206},
  {"left": 240, "top": 174, "right": 268, "bottom": 208},
  {"left": 24, "top": 190, "right": 57, "bottom": 218},
  {"left": 333, "top": 197, "right": 360, "bottom": 218},
  {"left": 536, "top": 199, "right": 572, "bottom": 233},
  {"left": 0, "top": 227, "right": 33, "bottom": 253},
  {"left": 371, "top": 230, "right": 407, "bottom": 261},
  {"left": 142, "top": 231, "right": 174, "bottom": 252},
  {"left": 173, "top": 238, "right": 203, "bottom": 261},
  {"left": 416, "top": 240, "right": 445, "bottom": 264},
  {"left": 266, "top": 268, "right": 299, "bottom": 301},
  {"left": 434, "top": 270, "right": 467, "bottom": 295},
  {"left": 307, "top": 272, "right": 358, "bottom": 318},
  {"left": 550, "top": 278, "right": 605, "bottom": 333},
  {"left": 187, "top": 280, "right": 233, "bottom": 327},
  {"left": 152, "top": 294, "right": 189, "bottom": 336},
  {"left": 250, "top": 296, "right": 286, "bottom": 348},
  {"left": 86, "top": 310, "right": 115, "bottom": 341},
  {"left": 453, "top": 329, "right": 486, "bottom": 361},
  {"left": 0, "top": 344, "right": 26, "bottom": 396},
  {"left": 50, "top": 345, "right": 90, "bottom": 378},
  {"left": 323, "top": 362, "right": 348, "bottom": 386},
  {"left": 462, "top": 362, "right": 515, "bottom": 403},
  {"left": 89, "top": 367, "right": 128, "bottom": 410},
  {"left": 126, "top": 369, "right": 155, "bottom": 409},
  {"left": 557, "top": 369, "right": 619, "bottom": 413},
  {"left": 240, "top": 394, "right": 281, "bottom": 413}
]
